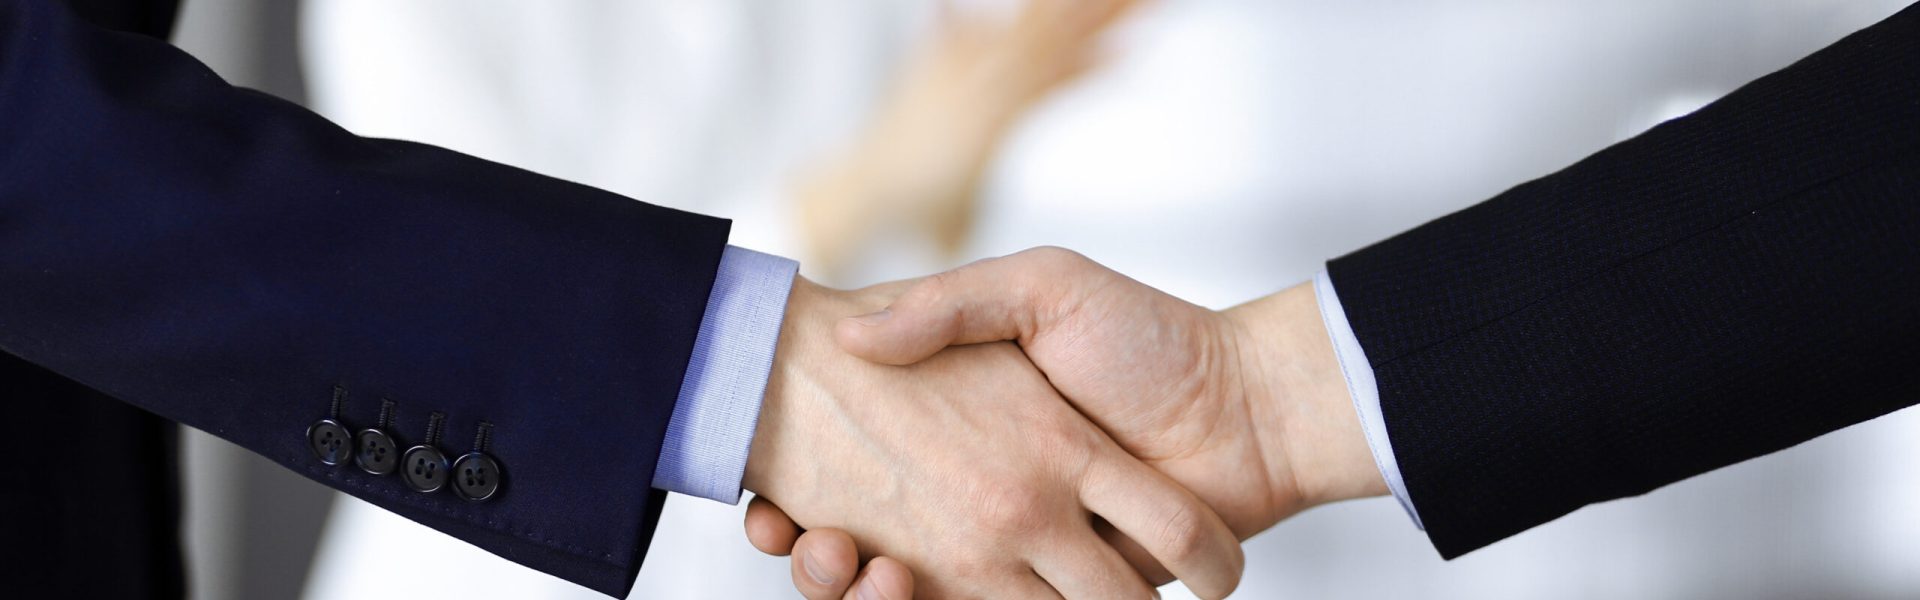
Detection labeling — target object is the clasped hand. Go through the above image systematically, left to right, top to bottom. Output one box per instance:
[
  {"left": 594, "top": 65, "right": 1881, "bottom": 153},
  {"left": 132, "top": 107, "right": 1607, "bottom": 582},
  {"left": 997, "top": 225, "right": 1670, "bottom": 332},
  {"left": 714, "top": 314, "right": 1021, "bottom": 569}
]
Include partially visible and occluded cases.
[{"left": 738, "top": 248, "right": 1387, "bottom": 599}]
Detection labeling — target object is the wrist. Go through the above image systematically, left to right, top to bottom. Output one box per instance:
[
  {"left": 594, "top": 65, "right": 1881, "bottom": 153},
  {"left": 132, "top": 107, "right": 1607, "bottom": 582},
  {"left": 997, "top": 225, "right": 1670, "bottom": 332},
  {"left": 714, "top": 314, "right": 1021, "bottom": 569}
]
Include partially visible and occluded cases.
[
  {"left": 741, "top": 276, "right": 822, "bottom": 497},
  {"left": 740, "top": 278, "right": 891, "bottom": 498},
  {"left": 1223, "top": 281, "right": 1387, "bottom": 512}
]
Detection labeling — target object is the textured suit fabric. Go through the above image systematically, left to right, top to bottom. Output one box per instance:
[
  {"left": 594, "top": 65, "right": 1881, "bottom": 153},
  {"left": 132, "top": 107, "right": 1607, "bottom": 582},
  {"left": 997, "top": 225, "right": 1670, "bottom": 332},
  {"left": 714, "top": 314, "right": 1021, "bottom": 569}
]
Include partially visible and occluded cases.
[
  {"left": 0, "top": 1, "right": 728, "bottom": 597},
  {"left": 1328, "top": 3, "right": 1920, "bottom": 558}
]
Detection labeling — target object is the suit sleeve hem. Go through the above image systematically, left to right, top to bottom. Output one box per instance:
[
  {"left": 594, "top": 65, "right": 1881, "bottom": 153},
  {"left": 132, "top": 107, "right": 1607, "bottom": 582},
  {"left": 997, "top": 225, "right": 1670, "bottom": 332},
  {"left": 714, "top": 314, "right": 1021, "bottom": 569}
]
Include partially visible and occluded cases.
[{"left": 1315, "top": 268, "right": 1424, "bottom": 530}]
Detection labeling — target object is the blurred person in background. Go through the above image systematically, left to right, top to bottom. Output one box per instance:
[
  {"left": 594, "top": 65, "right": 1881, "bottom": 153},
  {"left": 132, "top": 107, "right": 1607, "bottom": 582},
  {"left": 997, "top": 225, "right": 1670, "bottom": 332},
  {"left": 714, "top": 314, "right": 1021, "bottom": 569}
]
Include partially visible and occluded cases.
[{"left": 305, "top": 1, "right": 1920, "bottom": 598}]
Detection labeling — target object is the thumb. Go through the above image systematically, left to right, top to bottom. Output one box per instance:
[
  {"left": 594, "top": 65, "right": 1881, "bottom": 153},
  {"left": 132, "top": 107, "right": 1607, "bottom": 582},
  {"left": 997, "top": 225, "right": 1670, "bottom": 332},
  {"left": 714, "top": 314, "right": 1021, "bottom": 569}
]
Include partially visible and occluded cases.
[
  {"left": 834, "top": 247, "right": 1093, "bottom": 365},
  {"left": 743, "top": 495, "right": 803, "bottom": 556}
]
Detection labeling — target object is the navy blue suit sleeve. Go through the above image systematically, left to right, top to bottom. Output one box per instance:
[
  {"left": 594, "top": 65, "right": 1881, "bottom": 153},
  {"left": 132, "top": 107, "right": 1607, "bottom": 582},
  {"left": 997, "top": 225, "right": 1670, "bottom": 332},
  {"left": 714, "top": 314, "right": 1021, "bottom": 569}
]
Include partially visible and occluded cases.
[
  {"left": 0, "top": 1, "right": 726, "bottom": 595},
  {"left": 1328, "top": 4, "right": 1920, "bottom": 558}
]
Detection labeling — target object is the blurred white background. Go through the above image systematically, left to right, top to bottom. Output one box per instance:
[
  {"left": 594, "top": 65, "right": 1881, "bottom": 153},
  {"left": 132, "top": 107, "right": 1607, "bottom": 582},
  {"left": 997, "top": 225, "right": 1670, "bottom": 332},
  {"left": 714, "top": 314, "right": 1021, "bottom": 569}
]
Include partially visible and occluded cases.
[{"left": 172, "top": 1, "right": 1920, "bottom": 598}]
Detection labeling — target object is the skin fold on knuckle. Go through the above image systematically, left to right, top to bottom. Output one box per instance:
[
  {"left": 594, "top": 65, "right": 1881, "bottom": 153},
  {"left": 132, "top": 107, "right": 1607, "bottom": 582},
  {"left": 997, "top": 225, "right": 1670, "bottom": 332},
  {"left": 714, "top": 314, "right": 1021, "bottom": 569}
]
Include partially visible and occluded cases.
[{"left": 1149, "top": 497, "right": 1210, "bottom": 569}]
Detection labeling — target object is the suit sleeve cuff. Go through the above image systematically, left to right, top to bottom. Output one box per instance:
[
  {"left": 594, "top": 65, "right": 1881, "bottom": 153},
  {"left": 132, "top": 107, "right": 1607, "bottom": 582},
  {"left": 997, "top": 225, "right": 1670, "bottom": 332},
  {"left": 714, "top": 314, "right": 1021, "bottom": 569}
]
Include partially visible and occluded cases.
[
  {"left": 652, "top": 245, "right": 798, "bottom": 504},
  {"left": 1314, "top": 268, "right": 1426, "bottom": 530}
]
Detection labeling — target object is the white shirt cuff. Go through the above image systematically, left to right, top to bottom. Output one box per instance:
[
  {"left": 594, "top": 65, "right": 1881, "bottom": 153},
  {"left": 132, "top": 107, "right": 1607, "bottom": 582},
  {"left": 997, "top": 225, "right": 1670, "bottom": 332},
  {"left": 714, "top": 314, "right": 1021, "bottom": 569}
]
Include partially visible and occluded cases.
[{"left": 1314, "top": 268, "right": 1425, "bottom": 530}]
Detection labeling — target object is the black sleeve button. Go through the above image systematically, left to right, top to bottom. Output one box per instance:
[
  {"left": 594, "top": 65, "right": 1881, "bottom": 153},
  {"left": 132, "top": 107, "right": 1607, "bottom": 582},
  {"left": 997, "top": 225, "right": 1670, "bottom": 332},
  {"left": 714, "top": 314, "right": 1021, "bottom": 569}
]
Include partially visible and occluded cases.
[
  {"left": 354, "top": 400, "right": 400, "bottom": 475},
  {"left": 402, "top": 411, "right": 451, "bottom": 493},
  {"left": 306, "top": 419, "right": 350, "bottom": 465},
  {"left": 355, "top": 429, "right": 399, "bottom": 475},
  {"left": 402, "top": 445, "right": 449, "bottom": 493},
  {"left": 451, "top": 452, "right": 501, "bottom": 501}
]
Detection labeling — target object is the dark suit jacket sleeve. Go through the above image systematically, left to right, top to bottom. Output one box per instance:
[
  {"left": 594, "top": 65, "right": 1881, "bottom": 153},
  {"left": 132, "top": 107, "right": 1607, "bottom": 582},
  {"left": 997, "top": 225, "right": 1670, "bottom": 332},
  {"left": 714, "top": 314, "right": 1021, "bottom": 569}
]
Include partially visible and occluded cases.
[
  {"left": 0, "top": 1, "right": 727, "bottom": 595},
  {"left": 1327, "top": 3, "right": 1920, "bottom": 558}
]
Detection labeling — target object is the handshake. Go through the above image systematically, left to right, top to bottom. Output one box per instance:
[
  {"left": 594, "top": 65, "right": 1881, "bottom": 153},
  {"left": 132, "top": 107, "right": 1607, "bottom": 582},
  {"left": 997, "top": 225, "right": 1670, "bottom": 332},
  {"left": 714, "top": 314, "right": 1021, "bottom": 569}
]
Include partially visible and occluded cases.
[
  {"left": 9, "top": 1, "right": 1915, "bottom": 597},
  {"left": 735, "top": 248, "right": 1387, "bottom": 599}
]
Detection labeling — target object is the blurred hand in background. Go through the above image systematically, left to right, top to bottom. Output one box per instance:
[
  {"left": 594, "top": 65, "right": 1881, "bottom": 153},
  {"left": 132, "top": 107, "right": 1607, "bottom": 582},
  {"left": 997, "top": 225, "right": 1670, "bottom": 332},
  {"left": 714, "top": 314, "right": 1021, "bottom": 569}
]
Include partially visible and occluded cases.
[{"left": 797, "top": 0, "right": 1142, "bottom": 278}]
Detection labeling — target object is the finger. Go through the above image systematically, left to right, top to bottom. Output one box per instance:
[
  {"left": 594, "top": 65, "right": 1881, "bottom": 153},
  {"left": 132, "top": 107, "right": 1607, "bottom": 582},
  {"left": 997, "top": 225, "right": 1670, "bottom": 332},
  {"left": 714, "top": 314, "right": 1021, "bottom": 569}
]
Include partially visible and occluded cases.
[
  {"left": 836, "top": 247, "right": 1100, "bottom": 365},
  {"left": 1079, "top": 455, "right": 1244, "bottom": 599},
  {"left": 744, "top": 495, "right": 803, "bottom": 556},
  {"left": 1094, "top": 516, "right": 1175, "bottom": 586},
  {"left": 1031, "top": 526, "right": 1159, "bottom": 600},
  {"left": 790, "top": 528, "right": 863, "bottom": 600},
  {"left": 841, "top": 556, "right": 915, "bottom": 600},
  {"left": 911, "top": 566, "right": 1059, "bottom": 600},
  {"left": 1008, "top": 572, "right": 1069, "bottom": 600}
]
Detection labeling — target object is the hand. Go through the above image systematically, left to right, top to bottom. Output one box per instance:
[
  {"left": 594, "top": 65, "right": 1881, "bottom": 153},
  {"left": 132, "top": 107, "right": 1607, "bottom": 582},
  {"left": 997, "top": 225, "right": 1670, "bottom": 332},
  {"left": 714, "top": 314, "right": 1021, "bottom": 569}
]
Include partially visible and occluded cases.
[
  {"left": 795, "top": 0, "right": 1142, "bottom": 276},
  {"left": 841, "top": 247, "right": 1388, "bottom": 533},
  {"left": 749, "top": 248, "right": 1386, "bottom": 585},
  {"left": 741, "top": 275, "right": 1245, "bottom": 599},
  {"left": 743, "top": 495, "right": 915, "bottom": 600}
]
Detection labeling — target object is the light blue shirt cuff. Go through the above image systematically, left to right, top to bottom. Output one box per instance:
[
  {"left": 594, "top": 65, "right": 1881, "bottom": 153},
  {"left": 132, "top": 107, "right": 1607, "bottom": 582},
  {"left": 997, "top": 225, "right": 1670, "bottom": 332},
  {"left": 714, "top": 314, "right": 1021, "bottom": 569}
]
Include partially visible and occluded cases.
[
  {"left": 653, "top": 245, "right": 798, "bottom": 504},
  {"left": 1314, "top": 268, "right": 1425, "bottom": 530}
]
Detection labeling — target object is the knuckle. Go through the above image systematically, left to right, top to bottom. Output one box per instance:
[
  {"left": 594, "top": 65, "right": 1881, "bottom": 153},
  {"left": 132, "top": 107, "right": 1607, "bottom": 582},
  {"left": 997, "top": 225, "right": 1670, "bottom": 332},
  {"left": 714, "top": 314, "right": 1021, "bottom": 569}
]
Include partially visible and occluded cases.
[
  {"left": 1020, "top": 246, "right": 1091, "bottom": 273},
  {"left": 1011, "top": 247, "right": 1105, "bottom": 311},
  {"left": 911, "top": 270, "right": 956, "bottom": 306},
  {"left": 910, "top": 271, "right": 948, "bottom": 300},
  {"left": 1036, "top": 419, "right": 1100, "bottom": 478},
  {"left": 968, "top": 479, "right": 1053, "bottom": 536},
  {"left": 1152, "top": 499, "right": 1211, "bottom": 565},
  {"left": 943, "top": 550, "right": 996, "bottom": 580}
]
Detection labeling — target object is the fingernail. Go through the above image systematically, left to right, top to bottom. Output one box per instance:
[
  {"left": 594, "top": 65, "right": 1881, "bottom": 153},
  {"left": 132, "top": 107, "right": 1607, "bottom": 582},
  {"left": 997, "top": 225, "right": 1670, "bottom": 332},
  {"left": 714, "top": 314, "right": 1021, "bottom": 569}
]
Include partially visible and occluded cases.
[
  {"left": 850, "top": 309, "right": 891, "bottom": 326},
  {"left": 802, "top": 551, "right": 836, "bottom": 586},
  {"left": 857, "top": 576, "right": 885, "bottom": 600}
]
